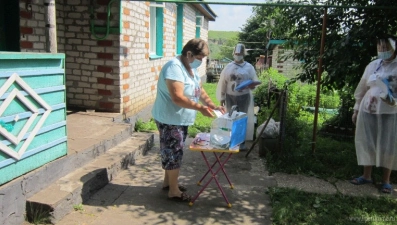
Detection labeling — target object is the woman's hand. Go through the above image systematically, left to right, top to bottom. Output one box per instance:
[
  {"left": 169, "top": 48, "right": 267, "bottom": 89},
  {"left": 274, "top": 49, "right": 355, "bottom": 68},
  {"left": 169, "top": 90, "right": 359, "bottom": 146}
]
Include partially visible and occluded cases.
[
  {"left": 199, "top": 106, "right": 215, "bottom": 117},
  {"left": 213, "top": 106, "right": 226, "bottom": 114},
  {"left": 352, "top": 110, "right": 358, "bottom": 125}
]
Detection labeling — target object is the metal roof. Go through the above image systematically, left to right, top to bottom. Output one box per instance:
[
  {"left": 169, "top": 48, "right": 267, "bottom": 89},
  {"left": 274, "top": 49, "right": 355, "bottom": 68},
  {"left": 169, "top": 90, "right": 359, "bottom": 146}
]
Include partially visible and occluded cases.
[{"left": 193, "top": 2, "right": 217, "bottom": 21}]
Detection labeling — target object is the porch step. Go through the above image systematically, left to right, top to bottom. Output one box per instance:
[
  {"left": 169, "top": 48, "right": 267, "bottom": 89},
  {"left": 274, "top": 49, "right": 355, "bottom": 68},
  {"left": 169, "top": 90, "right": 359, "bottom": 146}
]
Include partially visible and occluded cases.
[{"left": 25, "top": 132, "right": 154, "bottom": 224}]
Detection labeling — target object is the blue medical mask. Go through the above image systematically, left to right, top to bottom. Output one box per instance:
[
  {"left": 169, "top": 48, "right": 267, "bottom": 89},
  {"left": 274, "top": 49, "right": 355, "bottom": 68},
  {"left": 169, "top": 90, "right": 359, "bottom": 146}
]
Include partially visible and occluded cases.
[
  {"left": 378, "top": 50, "right": 393, "bottom": 60},
  {"left": 189, "top": 58, "right": 202, "bottom": 69}
]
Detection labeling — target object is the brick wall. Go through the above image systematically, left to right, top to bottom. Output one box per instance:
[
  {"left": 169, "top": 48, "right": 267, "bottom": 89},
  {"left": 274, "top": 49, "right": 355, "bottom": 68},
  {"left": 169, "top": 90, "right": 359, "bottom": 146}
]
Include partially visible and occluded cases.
[
  {"left": 17, "top": 0, "right": 211, "bottom": 117},
  {"left": 19, "top": 0, "right": 47, "bottom": 52},
  {"left": 61, "top": 0, "right": 122, "bottom": 112},
  {"left": 120, "top": 1, "right": 156, "bottom": 116},
  {"left": 120, "top": 2, "right": 209, "bottom": 117},
  {"left": 182, "top": 5, "right": 209, "bottom": 80}
]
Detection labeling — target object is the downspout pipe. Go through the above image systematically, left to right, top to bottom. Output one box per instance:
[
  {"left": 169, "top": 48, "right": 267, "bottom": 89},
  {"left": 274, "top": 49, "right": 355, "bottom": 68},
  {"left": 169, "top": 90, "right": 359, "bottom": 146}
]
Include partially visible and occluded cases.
[{"left": 44, "top": 0, "right": 57, "bottom": 53}]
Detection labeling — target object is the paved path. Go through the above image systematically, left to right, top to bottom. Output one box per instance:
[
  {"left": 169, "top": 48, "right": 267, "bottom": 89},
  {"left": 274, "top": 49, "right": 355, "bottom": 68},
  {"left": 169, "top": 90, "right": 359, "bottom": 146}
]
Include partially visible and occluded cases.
[
  {"left": 55, "top": 131, "right": 396, "bottom": 225},
  {"left": 57, "top": 134, "right": 275, "bottom": 225}
]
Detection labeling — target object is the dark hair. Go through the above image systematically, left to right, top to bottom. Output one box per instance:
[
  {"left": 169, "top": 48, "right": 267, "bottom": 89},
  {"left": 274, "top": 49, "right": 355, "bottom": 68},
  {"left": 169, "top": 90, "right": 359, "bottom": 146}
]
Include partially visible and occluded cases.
[{"left": 181, "top": 38, "right": 209, "bottom": 57}]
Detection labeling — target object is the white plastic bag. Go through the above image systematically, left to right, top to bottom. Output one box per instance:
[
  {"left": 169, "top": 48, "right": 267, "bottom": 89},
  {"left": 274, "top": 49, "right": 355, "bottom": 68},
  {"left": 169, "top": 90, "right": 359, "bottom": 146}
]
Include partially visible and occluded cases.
[{"left": 256, "top": 118, "right": 280, "bottom": 138}]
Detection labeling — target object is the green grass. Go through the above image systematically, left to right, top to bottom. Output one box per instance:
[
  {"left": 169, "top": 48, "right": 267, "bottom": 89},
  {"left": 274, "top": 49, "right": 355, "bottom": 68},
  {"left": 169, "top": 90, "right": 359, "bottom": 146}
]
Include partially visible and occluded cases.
[
  {"left": 208, "top": 31, "right": 239, "bottom": 40},
  {"left": 268, "top": 187, "right": 397, "bottom": 225},
  {"left": 25, "top": 202, "right": 51, "bottom": 225},
  {"left": 73, "top": 203, "right": 84, "bottom": 212}
]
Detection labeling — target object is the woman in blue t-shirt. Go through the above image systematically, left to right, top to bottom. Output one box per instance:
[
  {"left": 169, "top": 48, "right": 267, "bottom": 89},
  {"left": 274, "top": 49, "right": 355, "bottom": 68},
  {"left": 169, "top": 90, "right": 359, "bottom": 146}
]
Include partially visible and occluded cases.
[{"left": 152, "top": 38, "right": 225, "bottom": 202}]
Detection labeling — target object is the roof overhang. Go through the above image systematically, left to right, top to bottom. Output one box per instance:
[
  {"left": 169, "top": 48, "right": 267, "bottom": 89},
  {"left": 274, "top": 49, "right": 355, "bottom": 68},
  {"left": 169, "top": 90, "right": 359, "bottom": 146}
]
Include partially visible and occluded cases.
[{"left": 193, "top": 3, "right": 217, "bottom": 21}]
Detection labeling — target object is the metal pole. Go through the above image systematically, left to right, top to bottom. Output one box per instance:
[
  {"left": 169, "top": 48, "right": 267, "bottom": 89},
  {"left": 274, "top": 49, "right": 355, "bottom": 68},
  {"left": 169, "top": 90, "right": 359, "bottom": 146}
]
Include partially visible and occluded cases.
[
  {"left": 44, "top": 0, "right": 57, "bottom": 53},
  {"left": 135, "top": 0, "right": 397, "bottom": 10},
  {"left": 312, "top": 8, "right": 327, "bottom": 153}
]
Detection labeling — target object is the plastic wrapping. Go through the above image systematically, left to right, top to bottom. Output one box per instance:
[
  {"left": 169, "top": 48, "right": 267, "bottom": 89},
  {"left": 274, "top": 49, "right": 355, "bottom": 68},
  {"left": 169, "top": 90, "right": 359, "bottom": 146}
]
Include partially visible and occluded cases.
[
  {"left": 210, "top": 111, "right": 247, "bottom": 149},
  {"left": 256, "top": 118, "right": 280, "bottom": 139}
]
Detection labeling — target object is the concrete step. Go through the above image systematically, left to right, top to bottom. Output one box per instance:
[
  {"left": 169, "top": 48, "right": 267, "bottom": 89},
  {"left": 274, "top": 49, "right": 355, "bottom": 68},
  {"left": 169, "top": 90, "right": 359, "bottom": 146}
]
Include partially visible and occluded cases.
[{"left": 25, "top": 132, "right": 154, "bottom": 224}]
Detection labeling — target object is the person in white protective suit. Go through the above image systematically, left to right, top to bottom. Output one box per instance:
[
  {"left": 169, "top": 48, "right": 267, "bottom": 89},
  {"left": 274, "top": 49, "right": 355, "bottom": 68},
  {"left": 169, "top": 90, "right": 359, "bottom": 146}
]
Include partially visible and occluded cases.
[
  {"left": 350, "top": 36, "right": 397, "bottom": 194},
  {"left": 216, "top": 43, "right": 259, "bottom": 150}
]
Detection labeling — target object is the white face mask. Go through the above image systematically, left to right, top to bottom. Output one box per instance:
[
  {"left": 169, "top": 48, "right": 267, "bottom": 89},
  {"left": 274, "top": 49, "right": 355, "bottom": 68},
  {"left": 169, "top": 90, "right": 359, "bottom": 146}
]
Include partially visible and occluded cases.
[
  {"left": 378, "top": 50, "right": 393, "bottom": 60},
  {"left": 234, "top": 55, "right": 244, "bottom": 61}
]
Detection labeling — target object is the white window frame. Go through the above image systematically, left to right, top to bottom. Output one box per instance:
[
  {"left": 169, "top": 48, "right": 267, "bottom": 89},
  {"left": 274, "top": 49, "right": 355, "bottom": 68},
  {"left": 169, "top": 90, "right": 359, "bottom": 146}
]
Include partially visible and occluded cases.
[
  {"left": 149, "top": 2, "right": 164, "bottom": 58},
  {"left": 150, "top": 2, "right": 165, "bottom": 7},
  {"left": 196, "top": 16, "right": 204, "bottom": 28}
]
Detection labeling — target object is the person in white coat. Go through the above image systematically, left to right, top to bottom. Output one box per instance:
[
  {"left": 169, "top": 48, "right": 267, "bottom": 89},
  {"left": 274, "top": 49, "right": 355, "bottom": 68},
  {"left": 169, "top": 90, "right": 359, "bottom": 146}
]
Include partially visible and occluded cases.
[
  {"left": 350, "top": 36, "right": 397, "bottom": 194},
  {"left": 216, "top": 43, "right": 259, "bottom": 150}
]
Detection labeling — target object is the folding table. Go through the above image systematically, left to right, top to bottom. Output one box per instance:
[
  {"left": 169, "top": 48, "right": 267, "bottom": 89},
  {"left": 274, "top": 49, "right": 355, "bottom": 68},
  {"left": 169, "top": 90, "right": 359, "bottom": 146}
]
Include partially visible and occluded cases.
[{"left": 188, "top": 133, "right": 239, "bottom": 208}]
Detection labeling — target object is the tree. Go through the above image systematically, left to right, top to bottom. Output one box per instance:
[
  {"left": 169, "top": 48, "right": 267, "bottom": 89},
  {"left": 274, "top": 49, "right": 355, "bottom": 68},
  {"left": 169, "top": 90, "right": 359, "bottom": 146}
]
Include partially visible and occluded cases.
[
  {"left": 239, "top": 0, "right": 397, "bottom": 126},
  {"left": 240, "top": 0, "right": 397, "bottom": 90},
  {"left": 239, "top": 6, "right": 288, "bottom": 65},
  {"left": 219, "top": 37, "right": 239, "bottom": 60}
]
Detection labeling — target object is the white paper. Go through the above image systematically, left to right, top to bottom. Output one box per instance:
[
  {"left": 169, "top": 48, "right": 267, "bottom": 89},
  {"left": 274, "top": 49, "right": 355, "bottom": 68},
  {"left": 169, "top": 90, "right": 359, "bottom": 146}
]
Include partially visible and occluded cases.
[{"left": 213, "top": 110, "right": 223, "bottom": 118}]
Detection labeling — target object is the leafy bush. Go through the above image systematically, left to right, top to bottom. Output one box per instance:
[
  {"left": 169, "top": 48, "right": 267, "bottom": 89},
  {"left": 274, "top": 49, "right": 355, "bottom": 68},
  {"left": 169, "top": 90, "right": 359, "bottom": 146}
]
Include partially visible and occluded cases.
[
  {"left": 254, "top": 68, "right": 339, "bottom": 128},
  {"left": 324, "top": 86, "right": 356, "bottom": 128},
  {"left": 134, "top": 118, "right": 157, "bottom": 132}
]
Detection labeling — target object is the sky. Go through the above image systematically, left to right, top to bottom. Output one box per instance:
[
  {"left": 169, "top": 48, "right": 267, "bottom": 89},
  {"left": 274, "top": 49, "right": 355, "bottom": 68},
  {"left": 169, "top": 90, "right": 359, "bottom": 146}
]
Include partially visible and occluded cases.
[{"left": 208, "top": 4, "right": 254, "bottom": 31}]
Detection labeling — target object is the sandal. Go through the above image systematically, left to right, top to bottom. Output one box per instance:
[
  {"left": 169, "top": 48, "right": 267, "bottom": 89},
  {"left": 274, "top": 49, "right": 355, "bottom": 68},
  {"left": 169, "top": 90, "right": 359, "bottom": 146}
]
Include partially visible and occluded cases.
[
  {"left": 350, "top": 176, "right": 373, "bottom": 185},
  {"left": 381, "top": 183, "right": 393, "bottom": 194},
  {"left": 162, "top": 185, "right": 187, "bottom": 192},
  {"left": 168, "top": 192, "right": 192, "bottom": 202}
]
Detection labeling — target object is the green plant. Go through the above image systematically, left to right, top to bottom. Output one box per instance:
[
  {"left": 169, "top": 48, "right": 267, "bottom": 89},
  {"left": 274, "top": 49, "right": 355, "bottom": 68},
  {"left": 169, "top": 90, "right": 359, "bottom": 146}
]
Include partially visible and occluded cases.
[
  {"left": 254, "top": 68, "right": 338, "bottom": 128},
  {"left": 324, "top": 86, "right": 356, "bottom": 128},
  {"left": 134, "top": 118, "right": 157, "bottom": 132},
  {"left": 25, "top": 202, "right": 51, "bottom": 225},
  {"left": 73, "top": 203, "right": 84, "bottom": 212}
]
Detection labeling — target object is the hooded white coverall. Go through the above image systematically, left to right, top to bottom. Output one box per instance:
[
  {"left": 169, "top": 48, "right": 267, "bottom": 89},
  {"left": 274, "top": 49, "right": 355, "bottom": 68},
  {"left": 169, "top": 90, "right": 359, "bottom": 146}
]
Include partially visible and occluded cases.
[
  {"left": 354, "top": 58, "right": 397, "bottom": 170},
  {"left": 216, "top": 61, "right": 258, "bottom": 141}
]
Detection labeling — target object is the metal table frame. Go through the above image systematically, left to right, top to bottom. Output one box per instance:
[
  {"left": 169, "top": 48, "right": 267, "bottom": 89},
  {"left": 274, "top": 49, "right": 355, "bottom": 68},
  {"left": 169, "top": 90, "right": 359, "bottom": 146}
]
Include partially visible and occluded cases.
[{"left": 188, "top": 133, "right": 239, "bottom": 208}]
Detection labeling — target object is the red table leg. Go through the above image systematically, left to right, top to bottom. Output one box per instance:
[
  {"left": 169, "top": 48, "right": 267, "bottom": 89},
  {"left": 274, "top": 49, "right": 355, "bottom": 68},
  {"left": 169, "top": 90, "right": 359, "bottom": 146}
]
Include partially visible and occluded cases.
[{"left": 189, "top": 151, "right": 234, "bottom": 208}]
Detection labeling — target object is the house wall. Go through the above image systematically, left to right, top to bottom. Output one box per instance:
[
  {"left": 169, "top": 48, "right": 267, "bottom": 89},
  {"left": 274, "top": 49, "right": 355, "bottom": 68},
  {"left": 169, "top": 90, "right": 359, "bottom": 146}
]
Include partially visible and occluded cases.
[
  {"left": 17, "top": 0, "right": 211, "bottom": 118},
  {"left": 61, "top": 0, "right": 122, "bottom": 112},
  {"left": 18, "top": 1, "right": 48, "bottom": 52},
  {"left": 120, "top": 2, "right": 209, "bottom": 117},
  {"left": 271, "top": 46, "right": 302, "bottom": 79}
]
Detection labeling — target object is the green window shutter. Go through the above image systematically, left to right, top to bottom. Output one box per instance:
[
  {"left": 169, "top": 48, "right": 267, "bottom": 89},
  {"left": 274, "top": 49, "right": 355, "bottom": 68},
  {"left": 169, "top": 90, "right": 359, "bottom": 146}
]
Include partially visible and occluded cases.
[
  {"left": 176, "top": 4, "right": 183, "bottom": 55},
  {"left": 156, "top": 7, "right": 164, "bottom": 56},
  {"left": 195, "top": 15, "right": 203, "bottom": 39},
  {"left": 196, "top": 27, "right": 201, "bottom": 38}
]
